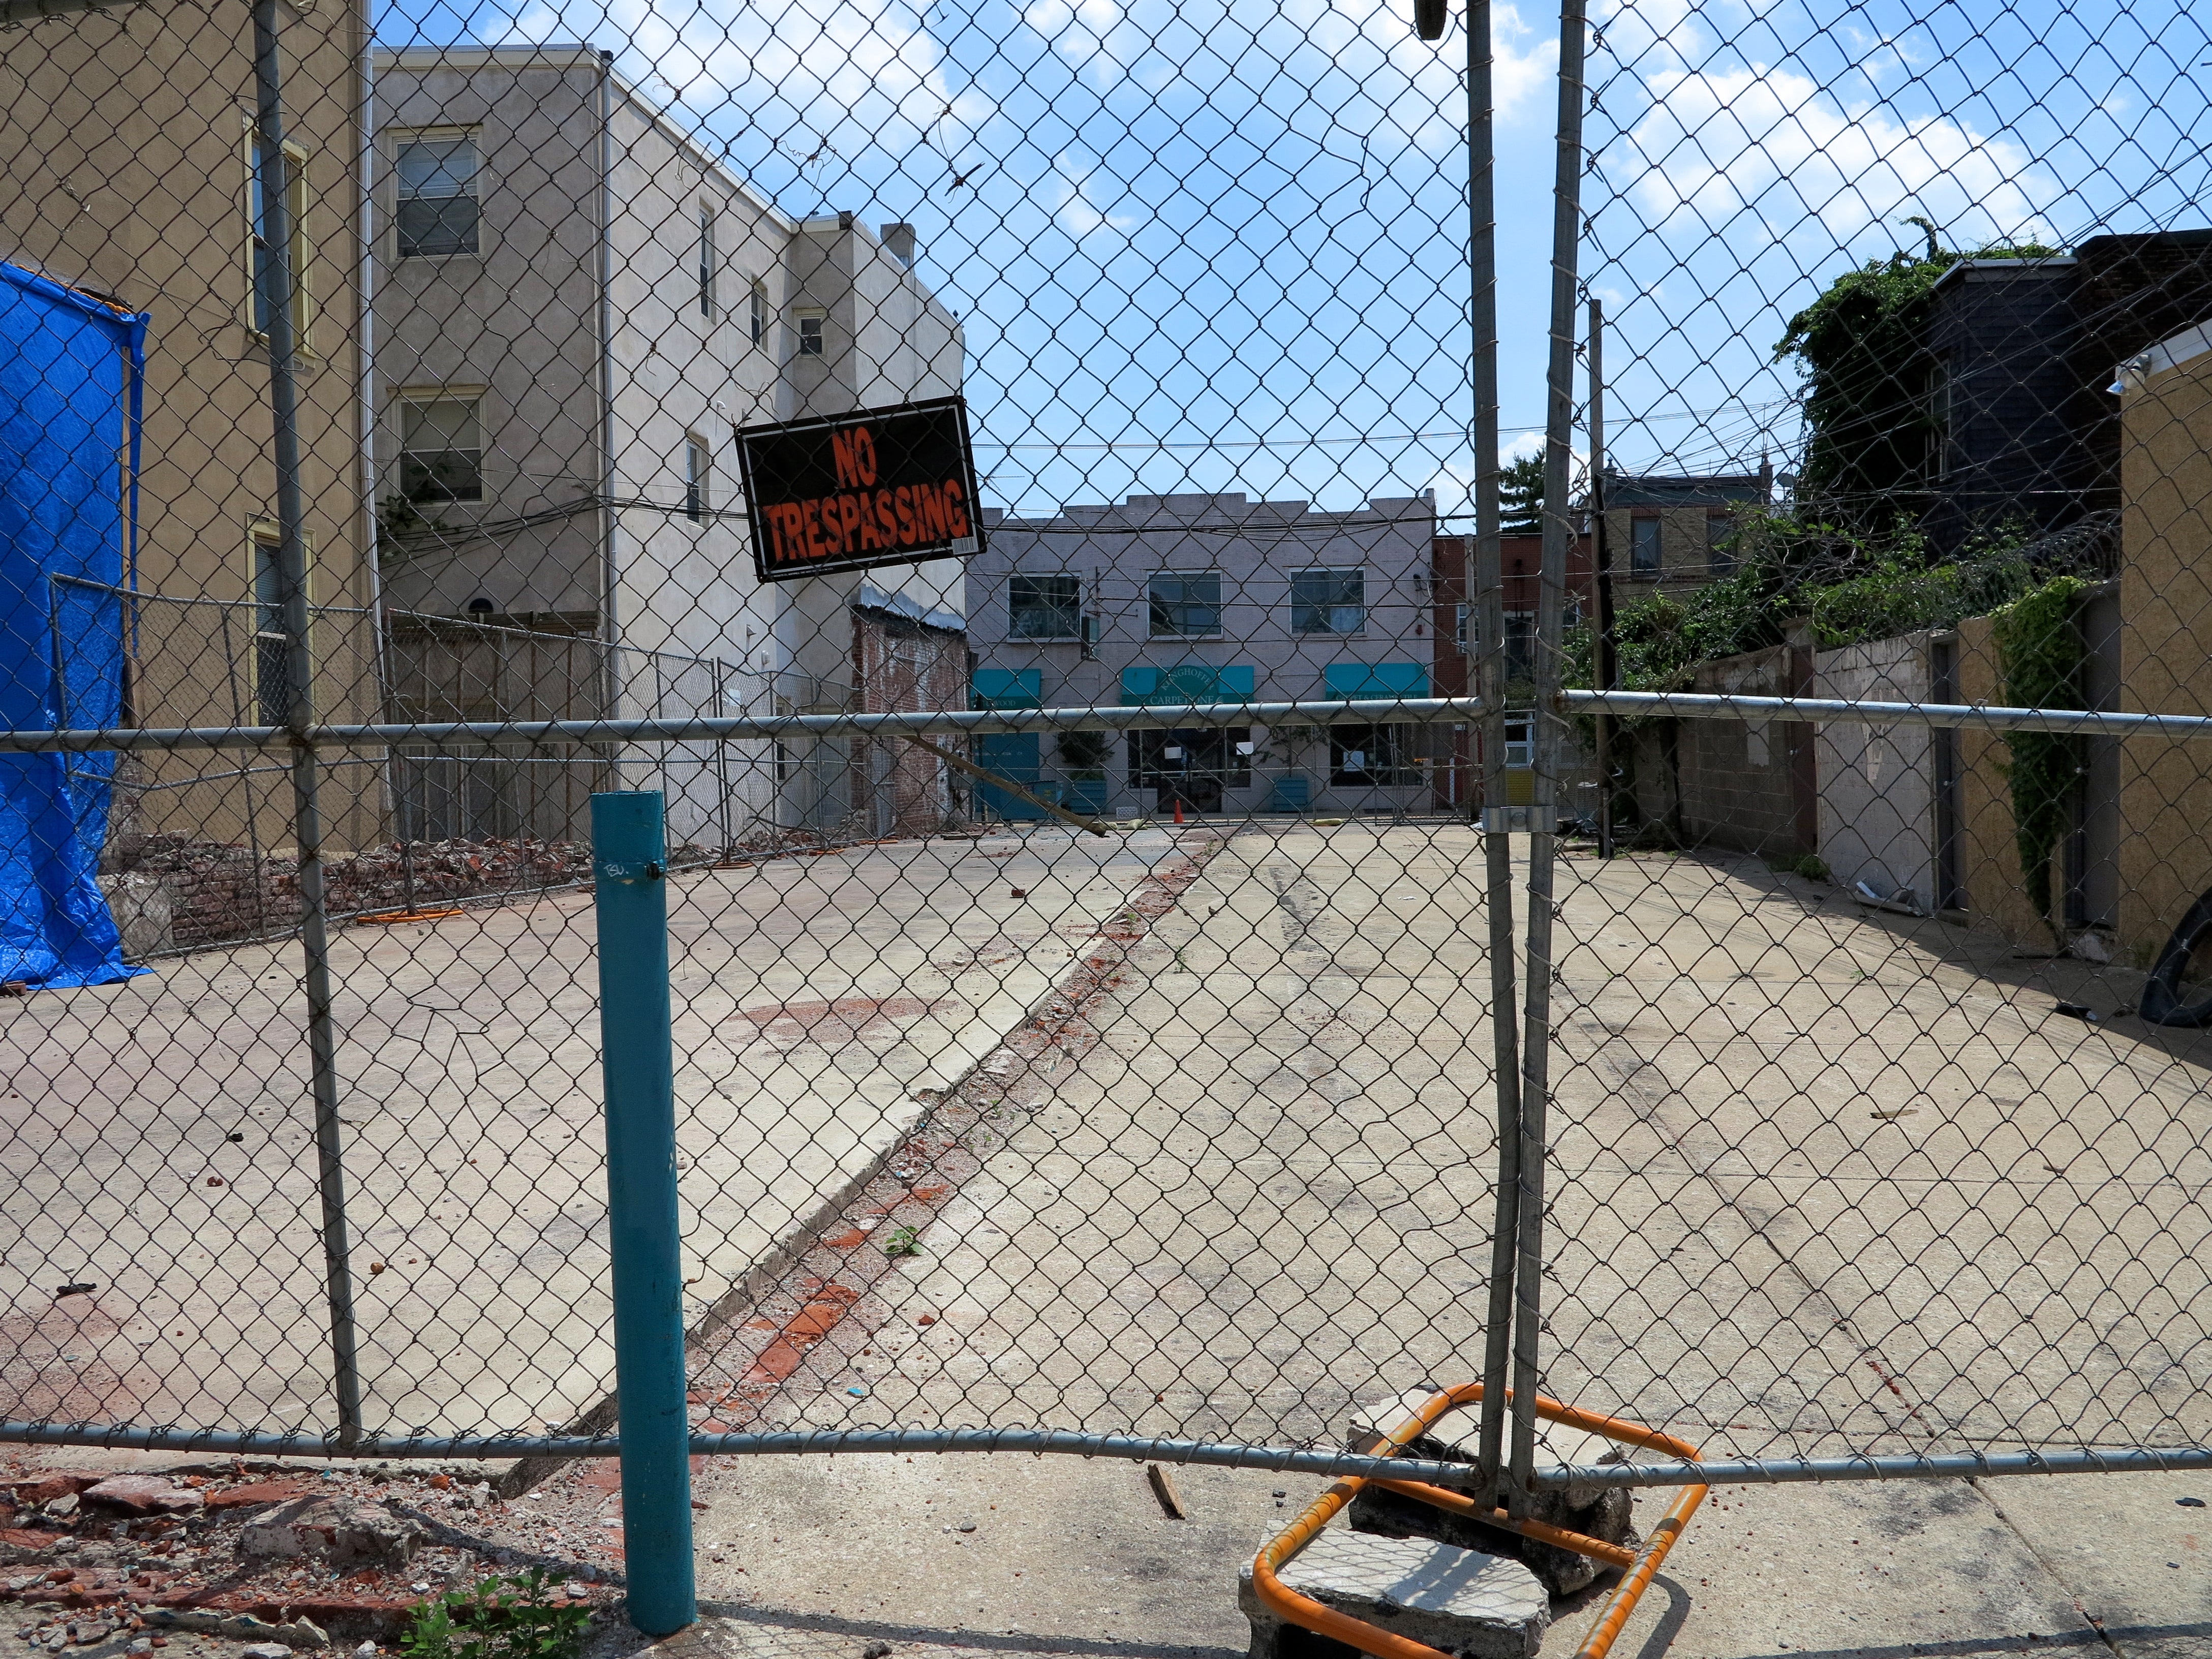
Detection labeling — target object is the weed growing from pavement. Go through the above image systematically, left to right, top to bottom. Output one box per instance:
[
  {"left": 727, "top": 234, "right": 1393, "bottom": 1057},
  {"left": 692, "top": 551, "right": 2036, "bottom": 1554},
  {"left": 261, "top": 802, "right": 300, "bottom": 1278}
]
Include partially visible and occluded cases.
[
  {"left": 882, "top": 1225, "right": 924, "bottom": 1258},
  {"left": 401, "top": 1570, "right": 589, "bottom": 1659}
]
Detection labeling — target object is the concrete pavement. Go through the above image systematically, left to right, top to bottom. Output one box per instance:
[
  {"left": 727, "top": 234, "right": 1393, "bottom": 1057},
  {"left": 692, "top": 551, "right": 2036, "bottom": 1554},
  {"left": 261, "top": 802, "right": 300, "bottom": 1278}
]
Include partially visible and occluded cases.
[{"left": 0, "top": 824, "right": 1197, "bottom": 1441}]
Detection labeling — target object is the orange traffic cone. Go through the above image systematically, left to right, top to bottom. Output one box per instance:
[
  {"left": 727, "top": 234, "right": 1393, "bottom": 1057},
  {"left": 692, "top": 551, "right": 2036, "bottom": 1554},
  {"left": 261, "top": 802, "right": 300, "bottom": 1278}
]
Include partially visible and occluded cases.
[{"left": 1173, "top": 798, "right": 1185, "bottom": 824}]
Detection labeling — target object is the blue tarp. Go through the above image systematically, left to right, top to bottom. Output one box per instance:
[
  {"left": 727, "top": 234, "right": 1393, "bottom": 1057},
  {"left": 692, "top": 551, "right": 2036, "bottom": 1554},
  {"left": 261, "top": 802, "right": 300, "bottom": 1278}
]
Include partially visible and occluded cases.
[{"left": 0, "top": 262, "right": 147, "bottom": 988}]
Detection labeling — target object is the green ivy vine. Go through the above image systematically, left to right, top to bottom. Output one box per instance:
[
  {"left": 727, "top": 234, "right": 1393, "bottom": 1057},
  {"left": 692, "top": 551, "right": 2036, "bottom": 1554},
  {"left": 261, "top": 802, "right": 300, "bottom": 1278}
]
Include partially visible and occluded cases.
[{"left": 1991, "top": 575, "right": 2088, "bottom": 943}]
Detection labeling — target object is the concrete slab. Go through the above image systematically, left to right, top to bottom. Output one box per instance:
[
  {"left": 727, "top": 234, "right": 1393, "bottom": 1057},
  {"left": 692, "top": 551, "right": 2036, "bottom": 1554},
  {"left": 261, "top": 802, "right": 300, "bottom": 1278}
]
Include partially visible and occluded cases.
[
  {"left": 0, "top": 825, "right": 1194, "bottom": 1442},
  {"left": 1237, "top": 1528, "right": 1548, "bottom": 1658}
]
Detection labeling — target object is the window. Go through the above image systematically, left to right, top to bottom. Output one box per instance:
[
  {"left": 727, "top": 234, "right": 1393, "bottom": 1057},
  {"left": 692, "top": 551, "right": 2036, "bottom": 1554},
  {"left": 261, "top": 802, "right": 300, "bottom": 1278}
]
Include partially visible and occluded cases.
[
  {"left": 395, "top": 134, "right": 478, "bottom": 258},
  {"left": 249, "top": 135, "right": 311, "bottom": 343},
  {"left": 698, "top": 204, "right": 716, "bottom": 319},
  {"left": 749, "top": 279, "right": 766, "bottom": 346},
  {"left": 795, "top": 308, "right": 826, "bottom": 356},
  {"left": 1930, "top": 355, "right": 1952, "bottom": 481},
  {"left": 400, "top": 396, "right": 483, "bottom": 503},
  {"left": 685, "top": 434, "right": 710, "bottom": 521},
  {"left": 1706, "top": 511, "right": 1735, "bottom": 576},
  {"left": 1630, "top": 514, "right": 1661, "bottom": 577},
  {"left": 250, "top": 528, "right": 297, "bottom": 726},
  {"left": 1291, "top": 567, "right": 1365, "bottom": 634},
  {"left": 1149, "top": 571, "right": 1221, "bottom": 637},
  {"left": 1009, "top": 573, "right": 1081, "bottom": 639},
  {"left": 1456, "top": 601, "right": 1471, "bottom": 656},
  {"left": 1503, "top": 611, "right": 1535, "bottom": 683},
  {"left": 1505, "top": 716, "right": 1533, "bottom": 767},
  {"left": 1329, "top": 723, "right": 1416, "bottom": 785},
  {"left": 1131, "top": 728, "right": 1251, "bottom": 792}
]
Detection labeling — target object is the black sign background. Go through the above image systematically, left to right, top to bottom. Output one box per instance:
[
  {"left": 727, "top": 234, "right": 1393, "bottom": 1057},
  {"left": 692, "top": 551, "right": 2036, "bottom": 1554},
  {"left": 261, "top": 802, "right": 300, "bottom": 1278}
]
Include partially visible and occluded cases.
[{"left": 735, "top": 396, "right": 985, "bottom": 583}]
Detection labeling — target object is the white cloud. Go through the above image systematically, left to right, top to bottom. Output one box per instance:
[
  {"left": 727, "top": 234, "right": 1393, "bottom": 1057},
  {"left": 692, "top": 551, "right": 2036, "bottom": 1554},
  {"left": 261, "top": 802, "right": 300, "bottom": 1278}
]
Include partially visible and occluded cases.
[
  {"left": 480, "top": 0, "right": 977, "bottom": 177},
  {"left": 1022, "top": 0, "right": 1134, "bottom": 82},
  {"left": 1279, "top": 0, "right": 1555, "bottom": 140},
  {"left": 1594, "top": 0, "right": 1703, "bottom": 73},
  {"left": 1622, "top": 64, "right": 2057, "bottom": 248},
  {"left": 1052, "top": 154, "right": 1138, "bottom": 240}
]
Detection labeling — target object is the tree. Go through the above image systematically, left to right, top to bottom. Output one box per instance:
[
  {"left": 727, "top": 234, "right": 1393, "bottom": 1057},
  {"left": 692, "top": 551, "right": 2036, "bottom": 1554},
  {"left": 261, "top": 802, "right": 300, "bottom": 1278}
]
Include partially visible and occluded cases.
[
  {"left": 1774, "top": 221, "right": 2053, "bottom": 538},
  {"left": 1499, "top": 454, "right": 1546, "bottom": 535}
]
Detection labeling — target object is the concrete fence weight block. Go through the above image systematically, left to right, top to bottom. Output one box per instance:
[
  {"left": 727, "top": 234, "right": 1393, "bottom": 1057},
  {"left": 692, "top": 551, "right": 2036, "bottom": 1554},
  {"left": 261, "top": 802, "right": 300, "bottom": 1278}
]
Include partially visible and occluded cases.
[
  {"left": 97, "top": 872, "right": 173, "bottom": 961},
  {"left": 1344, "top": 1392, "right": 1637, "bottom": 1596},
  {"left": 1238, "top": 1529, "right": 1549, "bottom": 1659}
]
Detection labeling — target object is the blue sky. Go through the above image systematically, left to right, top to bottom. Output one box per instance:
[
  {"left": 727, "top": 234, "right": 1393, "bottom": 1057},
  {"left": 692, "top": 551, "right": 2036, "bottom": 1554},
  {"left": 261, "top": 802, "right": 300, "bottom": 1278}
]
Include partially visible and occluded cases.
[{"left": 379, "top": 0, "right": 2209, "bottom": 522}]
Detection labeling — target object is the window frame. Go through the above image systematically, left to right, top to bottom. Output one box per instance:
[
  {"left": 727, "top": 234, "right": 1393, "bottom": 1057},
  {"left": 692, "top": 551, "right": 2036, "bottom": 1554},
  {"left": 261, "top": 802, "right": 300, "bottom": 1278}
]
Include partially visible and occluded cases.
[
  {"left": 245, "top": 127, "right": 314, "bottom": 351},
  {"left": 392, "top": 128, "right": 481, "bottom": 260},
  {"left": 698, "top": 202, "right": 717, "bottom": 320},
  {"left": 749, "top": 279, "right": 767, "bottom": 346},
  {"left": 794, "top": 307, "right": 826, "bottom": 357},
  {"left": 396, "top": 389, "right": 486, "bottom": 505},
  {"left": 685, "top": 433, "right": 710, "bottom": 521},
  {"left": 1629, "top": 513, "right": 1662, "bottom": 578},
  {"left": 245, "top": 519, "right": 313, "bottom": 727},
  {"left": 1290, "top": 566, "right": 1366, "bottom": 635},
  {"left": 1147, "top": 569, "right": 1223, "bottom": 639},
  {"left": 1008, "top": 572, "right": 1082, "bottom": 641}
]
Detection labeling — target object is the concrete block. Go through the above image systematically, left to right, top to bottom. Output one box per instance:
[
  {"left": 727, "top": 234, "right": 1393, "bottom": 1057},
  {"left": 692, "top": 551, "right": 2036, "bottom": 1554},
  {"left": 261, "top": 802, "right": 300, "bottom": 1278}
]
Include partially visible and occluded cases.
[
  {"left": 97, "top": 872, "right": 172, "bottom": 961},
  {"left": 1345, "top": 1391, "right": 1637, "bottom": 1597},
  {"left": 1238, "top": 1528, "right": 1548, "bottom": 1659}
]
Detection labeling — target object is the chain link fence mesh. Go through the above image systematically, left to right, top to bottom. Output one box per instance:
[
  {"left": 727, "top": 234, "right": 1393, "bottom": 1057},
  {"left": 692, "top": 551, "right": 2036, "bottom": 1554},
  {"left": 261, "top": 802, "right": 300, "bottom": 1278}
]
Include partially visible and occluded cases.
[
  {"left": 0, "top": 0, "right": 2207, "bottom": 1515},
  {"left": 1534, "top": 0, "right": 2212, "bottom": 1484}
]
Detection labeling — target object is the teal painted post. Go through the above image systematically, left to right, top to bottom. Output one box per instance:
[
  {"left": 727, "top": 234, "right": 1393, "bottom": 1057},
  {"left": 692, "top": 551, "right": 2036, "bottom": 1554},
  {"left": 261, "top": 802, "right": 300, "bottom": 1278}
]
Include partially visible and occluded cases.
[{"left": 590, "top": 791, "right": 696, "bottom": 1635}]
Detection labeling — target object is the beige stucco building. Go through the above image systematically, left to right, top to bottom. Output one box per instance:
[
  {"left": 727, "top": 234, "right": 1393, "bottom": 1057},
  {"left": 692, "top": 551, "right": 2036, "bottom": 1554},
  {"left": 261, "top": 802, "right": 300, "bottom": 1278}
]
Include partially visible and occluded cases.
[
  {"left": 0, "top": 0, "right": 382, "bottom": 855},
  {"left": 2112, "top": 323, "right": 2212, "bottom": 961}
]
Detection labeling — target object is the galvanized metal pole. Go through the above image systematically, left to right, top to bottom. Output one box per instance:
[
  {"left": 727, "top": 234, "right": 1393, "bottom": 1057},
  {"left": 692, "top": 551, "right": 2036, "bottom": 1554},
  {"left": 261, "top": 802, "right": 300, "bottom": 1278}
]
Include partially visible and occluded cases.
[
  {"left": 252, "top": 0, "right": 363, "bottom": 1446},
  {"left": 1463, "top": 0, "right": 1522, "bottom": 1515},
  {"left": 1508, "top": 0, "right": 1590, "bottom": 1518},
  {"left": 1589, "top": 295, "right": 1615, "bottom": 859},
  {"left": 590, "top": 791, "right": 696, "bottom": 1637}
]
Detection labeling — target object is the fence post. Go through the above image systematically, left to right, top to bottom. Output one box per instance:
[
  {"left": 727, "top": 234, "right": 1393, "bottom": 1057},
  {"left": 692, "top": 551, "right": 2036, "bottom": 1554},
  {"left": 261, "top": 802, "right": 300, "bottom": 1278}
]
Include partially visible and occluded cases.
[{"left": 590, "top": 790, "right": 696, "bottom": 1636}]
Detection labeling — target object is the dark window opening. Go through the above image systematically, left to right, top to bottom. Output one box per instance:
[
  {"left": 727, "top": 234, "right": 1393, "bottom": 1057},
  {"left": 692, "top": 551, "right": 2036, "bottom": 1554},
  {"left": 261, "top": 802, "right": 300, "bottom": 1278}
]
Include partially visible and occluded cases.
[
  {"left": 396, "top": 136, "right": 478, "bottom": 258},
  {"left": 1630, "top": 515, "right": 1661, "bottom": 577},
  {"left": 1291, "top": 567, "right": 1365, "bottom": 634},
  {"left": 1149, "top": 571, "right": 1221, "bottom": 637},
  {"left": 1009, "top": 573, "right": 1081, "bottom": 639},
  {"left": 1329, "top": 723, "right": 1418, "bottom": 785}
]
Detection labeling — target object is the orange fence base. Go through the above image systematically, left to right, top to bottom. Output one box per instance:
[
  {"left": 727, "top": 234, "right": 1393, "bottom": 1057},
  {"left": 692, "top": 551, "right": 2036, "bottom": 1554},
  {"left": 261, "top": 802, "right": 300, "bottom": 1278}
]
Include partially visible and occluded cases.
[{"left": 1250, "top": 1382, "right": 1706, "bottom": 1659}]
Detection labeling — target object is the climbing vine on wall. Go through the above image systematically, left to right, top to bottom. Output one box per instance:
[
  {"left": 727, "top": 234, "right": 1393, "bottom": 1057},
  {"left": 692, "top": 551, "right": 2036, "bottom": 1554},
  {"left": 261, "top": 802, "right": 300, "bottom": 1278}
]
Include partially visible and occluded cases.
[{"left": 1992, "top": 575, "right": 2089, "bottom": 944}]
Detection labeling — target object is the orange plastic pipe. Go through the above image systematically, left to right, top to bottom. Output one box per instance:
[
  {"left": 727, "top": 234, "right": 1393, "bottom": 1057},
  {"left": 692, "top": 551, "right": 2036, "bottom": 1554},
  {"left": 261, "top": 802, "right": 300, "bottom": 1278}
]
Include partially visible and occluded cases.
[{"left": 1248, "top": 1382, "right": 1706, "bottom": 1659}]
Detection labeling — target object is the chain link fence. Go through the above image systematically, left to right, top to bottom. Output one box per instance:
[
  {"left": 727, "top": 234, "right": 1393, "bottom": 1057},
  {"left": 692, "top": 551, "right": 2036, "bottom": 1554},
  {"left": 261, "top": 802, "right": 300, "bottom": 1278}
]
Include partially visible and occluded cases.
[{"left": 1, "top": 0, "right": 2210, "bottom": 1586}]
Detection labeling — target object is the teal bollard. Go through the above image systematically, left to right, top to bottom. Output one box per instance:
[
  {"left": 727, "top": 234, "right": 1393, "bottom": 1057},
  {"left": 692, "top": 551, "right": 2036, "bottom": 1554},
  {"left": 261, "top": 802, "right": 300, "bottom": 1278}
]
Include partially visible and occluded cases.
[{"left": 590, "top": 791, "right": 697, "bottom": 1635}]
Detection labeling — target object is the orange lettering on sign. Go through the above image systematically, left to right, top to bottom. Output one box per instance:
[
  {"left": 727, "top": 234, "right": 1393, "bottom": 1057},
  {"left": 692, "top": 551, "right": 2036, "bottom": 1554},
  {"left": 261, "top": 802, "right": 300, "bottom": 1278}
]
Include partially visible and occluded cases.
[{"left": 831, "top": 426, "right": 880, "bottom": 489}]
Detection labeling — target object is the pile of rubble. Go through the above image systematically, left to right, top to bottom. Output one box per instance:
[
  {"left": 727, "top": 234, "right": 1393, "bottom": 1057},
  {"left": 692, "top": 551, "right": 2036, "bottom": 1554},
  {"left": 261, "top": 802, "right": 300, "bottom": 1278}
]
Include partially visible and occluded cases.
[
  {"left": 99, "top": 837, "right": 599, "bottom": 950},
  {"left": 0, "top": 1468, "right": 615, "bottom": 1648}
]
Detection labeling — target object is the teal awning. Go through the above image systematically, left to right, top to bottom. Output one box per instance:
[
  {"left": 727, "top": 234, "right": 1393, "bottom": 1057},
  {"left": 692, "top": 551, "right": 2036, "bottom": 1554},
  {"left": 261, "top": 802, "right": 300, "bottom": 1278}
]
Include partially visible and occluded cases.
[
  {"left": 1324, "top": 661, "right": 1430, "bottom": 700},
  {"left": 1119, "top": 664, "right": 1255, "bottom": 706},
  {"left": 971, "top": 668, "right": 1042, "bottom": 709}
]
